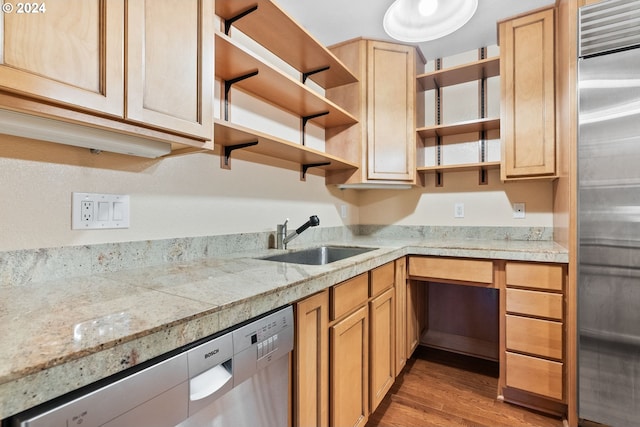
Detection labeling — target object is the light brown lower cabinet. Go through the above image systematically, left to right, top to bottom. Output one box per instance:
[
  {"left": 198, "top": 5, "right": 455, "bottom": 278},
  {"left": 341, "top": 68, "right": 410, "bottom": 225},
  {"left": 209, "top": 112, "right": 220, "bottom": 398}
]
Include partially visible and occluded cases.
[
  {"left": 292, "top": 257, "right": 441, "bottom": 426},
  {"left": 294, "top": 257, "right": 570, "bottom": 424},
  {"left": 394, "top": 257, "right": 407, "bottom": 375},
  {"left": 503, "top": 261, "right": 566, "bottom": 410},
  {"left": 406, "top": 278, "right": 422, "bottom": 357},
  {"left": 369, "top": 286, "right": 395, "bottom": 412},
  {"left": 293, "top": 290, "right": 329, "bottom": 427},
  {"left": 330, "top": 305, "right": 369, "bottom": 427},
  {"left": 506, "top": 352, "right": 563, "bottom": 400}
]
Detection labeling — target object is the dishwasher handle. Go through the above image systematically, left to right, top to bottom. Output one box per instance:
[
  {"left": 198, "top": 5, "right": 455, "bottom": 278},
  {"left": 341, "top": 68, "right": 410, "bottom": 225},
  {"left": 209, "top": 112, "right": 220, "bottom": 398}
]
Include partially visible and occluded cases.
[{"left": 189, "top": 359, "right": 233, "bottom": 401}]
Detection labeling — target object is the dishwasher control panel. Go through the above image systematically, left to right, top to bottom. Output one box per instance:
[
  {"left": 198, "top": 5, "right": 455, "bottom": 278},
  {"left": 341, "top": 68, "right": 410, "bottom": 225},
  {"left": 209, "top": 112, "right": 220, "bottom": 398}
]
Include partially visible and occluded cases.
[{"left": 232, "top": 306, "right": 294, "bottom": 385}]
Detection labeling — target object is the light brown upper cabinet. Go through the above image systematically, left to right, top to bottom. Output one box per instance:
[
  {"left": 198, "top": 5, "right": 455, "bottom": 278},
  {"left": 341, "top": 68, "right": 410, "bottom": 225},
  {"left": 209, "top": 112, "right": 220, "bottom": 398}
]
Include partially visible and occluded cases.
[
  {"left": 0, "top": 0, "right": 213, "bottom": 145},
  {"left": 0, "top": 0, "right": 125, "bottom": 116},
  {"left": 126, "top": 0, "right": 213, "bottom": 140},
  {"left": 499, "top": 7, "right": 556, "bottom": 180},
  {"left": 325, "top": 39, "right": 420, "bottom": 186}
]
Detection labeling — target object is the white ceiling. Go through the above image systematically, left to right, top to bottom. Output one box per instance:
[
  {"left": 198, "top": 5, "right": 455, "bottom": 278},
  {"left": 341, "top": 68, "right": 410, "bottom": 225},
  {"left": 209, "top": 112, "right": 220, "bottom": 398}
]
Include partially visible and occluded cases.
[{"left": 275, "top": 0, "right": 555, "bottom": 60}]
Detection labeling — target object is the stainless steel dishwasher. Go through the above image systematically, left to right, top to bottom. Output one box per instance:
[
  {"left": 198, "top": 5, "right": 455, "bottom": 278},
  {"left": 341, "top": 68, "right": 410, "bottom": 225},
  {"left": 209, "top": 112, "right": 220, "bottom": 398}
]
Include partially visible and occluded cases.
[{"left": 7, "top": 306, "right": 293, "bottom": 427}]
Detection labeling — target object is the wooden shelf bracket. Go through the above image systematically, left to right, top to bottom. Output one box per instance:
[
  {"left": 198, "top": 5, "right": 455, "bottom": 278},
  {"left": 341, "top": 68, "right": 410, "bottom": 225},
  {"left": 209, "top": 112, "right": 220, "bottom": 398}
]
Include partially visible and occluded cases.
[
  {"left": 223, "top": 5, "right": 258, "bottom": 35},
  {"left": 221, "top": 141, "right": 259, "bottom": 169},
  {"left": 301, "top": 162, "right": 330, "bottom": 181}
]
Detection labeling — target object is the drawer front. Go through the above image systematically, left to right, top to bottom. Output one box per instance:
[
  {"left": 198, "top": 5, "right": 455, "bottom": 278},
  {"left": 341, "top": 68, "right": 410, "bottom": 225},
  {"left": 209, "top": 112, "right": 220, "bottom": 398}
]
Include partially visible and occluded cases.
[
  {"left": 409, "top": 256, "right": 493, "bottom": 285},
  {"left": 370, "top": 262, "right": 394, "bottom": 297},
  {"left": 506, "top": 262, "right": 564, "bottom": 291},
  {"left": 331, "top": 273, "right": 369, "bottom": 321},
  {"left": 506, "top": 288, "right": 563, "bottom": 320},
  {"left": 506, "top": 315, "right": 563, "bottom": 360},
  {"left": 506, "top": 352, "right": 563, "bottom": 400}
]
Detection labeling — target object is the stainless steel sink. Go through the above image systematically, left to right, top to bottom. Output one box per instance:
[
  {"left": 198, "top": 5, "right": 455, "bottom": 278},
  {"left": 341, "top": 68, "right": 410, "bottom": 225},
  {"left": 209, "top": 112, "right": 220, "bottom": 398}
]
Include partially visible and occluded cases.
[{"left": 260, "top": 246, "right": 377, "bottom": 265}]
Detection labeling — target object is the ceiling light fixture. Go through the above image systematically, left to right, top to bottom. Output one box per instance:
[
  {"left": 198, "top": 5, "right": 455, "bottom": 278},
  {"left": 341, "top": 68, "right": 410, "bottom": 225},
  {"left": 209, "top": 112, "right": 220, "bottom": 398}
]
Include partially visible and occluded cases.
[
  {"left": 383, "top": 0, "right": 478, "bottom": 43},
  {"left": 418, "top": 0, "right": 438, "bottom": 17}
]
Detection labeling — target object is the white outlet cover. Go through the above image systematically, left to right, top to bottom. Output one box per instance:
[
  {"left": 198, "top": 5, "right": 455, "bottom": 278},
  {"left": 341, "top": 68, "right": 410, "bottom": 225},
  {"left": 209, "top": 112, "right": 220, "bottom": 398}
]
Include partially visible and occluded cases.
[
  {"left": 72, "top": 192, "right": 130, "bottom": 230},
  {"left": 513, "top": 202, "right": 526, "bottom": 219},
  {"left": 454, "top": 203, "right": 465, "bottom": 218}
]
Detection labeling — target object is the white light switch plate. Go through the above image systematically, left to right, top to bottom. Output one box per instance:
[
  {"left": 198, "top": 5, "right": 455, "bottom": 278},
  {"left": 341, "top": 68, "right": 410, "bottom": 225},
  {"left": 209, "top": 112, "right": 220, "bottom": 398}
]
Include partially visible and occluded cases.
[{"left": 72, "top": 192, "right": 130, "bottom": 229}]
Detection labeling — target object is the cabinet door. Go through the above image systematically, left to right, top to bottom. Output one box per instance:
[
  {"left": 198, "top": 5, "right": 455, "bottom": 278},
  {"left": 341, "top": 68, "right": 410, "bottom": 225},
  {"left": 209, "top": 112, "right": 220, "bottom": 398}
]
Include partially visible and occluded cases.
[
  {"left": 0, "top": 0, "right": 124, "bottom": 116},
  {"left": 126, "top": 0, "right": 213, "bottom": 140},
  {"left": 500, "top": 8, "right": 556, "bottom": 180},
  {"left": 367, "top": 40, "right": 416, "bottom": 181},
  {"left": 395, "top": 257, "right": 407, "bottom": 375},
  {"left": 406, "top": 280, "right": 420, "bottom": 356},
  {"left": 369, "top": 287, "right": 395, "bottom": 413},
  {"left": 294, "top": 290, "right": 329, "bottom": 427},
  {"left": 330, "top": 305, "right": 369, "bottom": 427}
]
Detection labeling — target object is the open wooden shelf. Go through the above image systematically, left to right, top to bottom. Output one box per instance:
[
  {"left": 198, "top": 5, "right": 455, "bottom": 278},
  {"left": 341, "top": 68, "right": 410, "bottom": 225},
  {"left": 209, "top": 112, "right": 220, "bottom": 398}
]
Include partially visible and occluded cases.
[
  {"left": 216, "top": 0, "right": 358, "bottom": 89},
  {"left": 216, "top": 32, "right": 358, "bottom": 129},
  {"left": 417, "top": 57, "right": 500, "bottom": 91},
  {"left": 417, "top": 117, "right": 500, "bottom": 139},
  {"left": 214, "top": 119, "right": 359, "bottom": 172},
  {"left": 417, "top": 161, "right": 500, "bottom": 174},
  {"left": 421, "top": 329, "right": 499, "bottom": 362}
]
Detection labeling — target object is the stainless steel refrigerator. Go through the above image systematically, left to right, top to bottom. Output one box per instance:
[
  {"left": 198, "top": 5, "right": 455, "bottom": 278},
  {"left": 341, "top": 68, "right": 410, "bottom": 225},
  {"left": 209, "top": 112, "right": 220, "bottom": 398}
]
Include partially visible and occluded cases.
[{"left": 578, "top": 1, "right": 640, "bottom": 426}]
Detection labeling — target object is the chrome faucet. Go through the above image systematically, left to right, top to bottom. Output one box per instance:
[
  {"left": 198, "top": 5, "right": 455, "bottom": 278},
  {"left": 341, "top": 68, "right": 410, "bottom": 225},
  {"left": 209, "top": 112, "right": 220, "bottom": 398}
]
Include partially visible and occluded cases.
[
  {"left": 276, "top": 215, "right": 320, "bottom": 249},
  {"left": 276, "top": 218, "right": 289, "bottom": 250}
]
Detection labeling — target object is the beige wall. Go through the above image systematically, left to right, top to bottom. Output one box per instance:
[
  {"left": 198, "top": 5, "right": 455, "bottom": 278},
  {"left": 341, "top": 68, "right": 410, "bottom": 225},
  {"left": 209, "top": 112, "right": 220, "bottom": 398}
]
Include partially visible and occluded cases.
[
  {"left": 0, "top": 40, "right": 554, "bottom": 252},
  {"left": 0, "top": 134, "right": 359, "bottom": 251},
  {"left": 360, "top": 170, "right": 553, "bottom": 226}
]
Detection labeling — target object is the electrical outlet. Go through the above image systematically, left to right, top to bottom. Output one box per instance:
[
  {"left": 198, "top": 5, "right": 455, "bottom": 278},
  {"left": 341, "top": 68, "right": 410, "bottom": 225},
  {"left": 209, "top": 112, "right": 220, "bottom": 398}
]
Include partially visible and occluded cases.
[
  {"left": 72, "top": 193, "right": 130, "bottom": 230},
  {"left": 81, "top": 201, "right": 94, "bottom": 223},
  {"left": 454, "top": 203, "right": 465, "bottom": 218},
  {"left": 513, "top": 203, "right": 526, "bottom": 219},
  {"left": 340, "top": 204, "right": 348, "bottom": 219}
]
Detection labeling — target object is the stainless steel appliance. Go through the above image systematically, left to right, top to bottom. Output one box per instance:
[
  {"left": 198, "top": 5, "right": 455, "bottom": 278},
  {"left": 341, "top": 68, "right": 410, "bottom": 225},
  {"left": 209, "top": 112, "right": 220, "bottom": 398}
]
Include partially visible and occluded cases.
[
  {"left": 578, "top": 1, "right": 640, "bottom": 426},
  {"left": 6, "top": 306, "right": 293, "bottom": 427}
]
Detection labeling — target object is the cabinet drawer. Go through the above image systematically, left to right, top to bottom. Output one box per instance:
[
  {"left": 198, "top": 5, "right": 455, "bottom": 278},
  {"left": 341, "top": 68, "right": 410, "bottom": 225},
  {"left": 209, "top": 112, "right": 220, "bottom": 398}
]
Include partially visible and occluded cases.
[
  {"left": 408, "top": 257, "right": 493, "bottom": 285},
  {"left": 370, "top": 262, "right": 394, "bottom": 297},
  {"left": 506, "top": 262, "right": 564, "bottom": 291},
  {"left": 331, "top": 273, "right": 369, "bottom": 321},
  {"left": 506, "top": 288, "right": 563, "bottom": 320},
  {"left": 506, "top": 315, "right": 562, "bottom": 360},
  {"left": 506, "top": 352, "right": 563, "bottom": 400}
]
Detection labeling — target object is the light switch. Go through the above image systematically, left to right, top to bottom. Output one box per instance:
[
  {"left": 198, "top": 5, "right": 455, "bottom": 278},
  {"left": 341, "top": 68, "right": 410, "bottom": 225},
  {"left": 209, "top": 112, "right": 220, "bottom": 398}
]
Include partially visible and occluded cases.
[
  {"left": 98, "top": 202, "right": 110, "bottom": 221},
  {"left": 113, "top": 202, "right": 124, "bottom": 221}
]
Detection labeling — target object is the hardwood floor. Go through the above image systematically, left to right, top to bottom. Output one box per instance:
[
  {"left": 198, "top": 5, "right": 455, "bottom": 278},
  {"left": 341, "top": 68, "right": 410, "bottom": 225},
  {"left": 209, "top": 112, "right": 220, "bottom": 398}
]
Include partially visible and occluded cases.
[{"left": 367, "top": 347, "right": 564, "bottom": 427}]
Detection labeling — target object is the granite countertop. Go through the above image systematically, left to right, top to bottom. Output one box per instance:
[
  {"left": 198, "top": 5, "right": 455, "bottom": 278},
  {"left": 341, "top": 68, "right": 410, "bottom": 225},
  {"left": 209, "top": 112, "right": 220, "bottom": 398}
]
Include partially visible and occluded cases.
[{"left": 0, "top": 236, "right": 568, "bottom": 420}]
